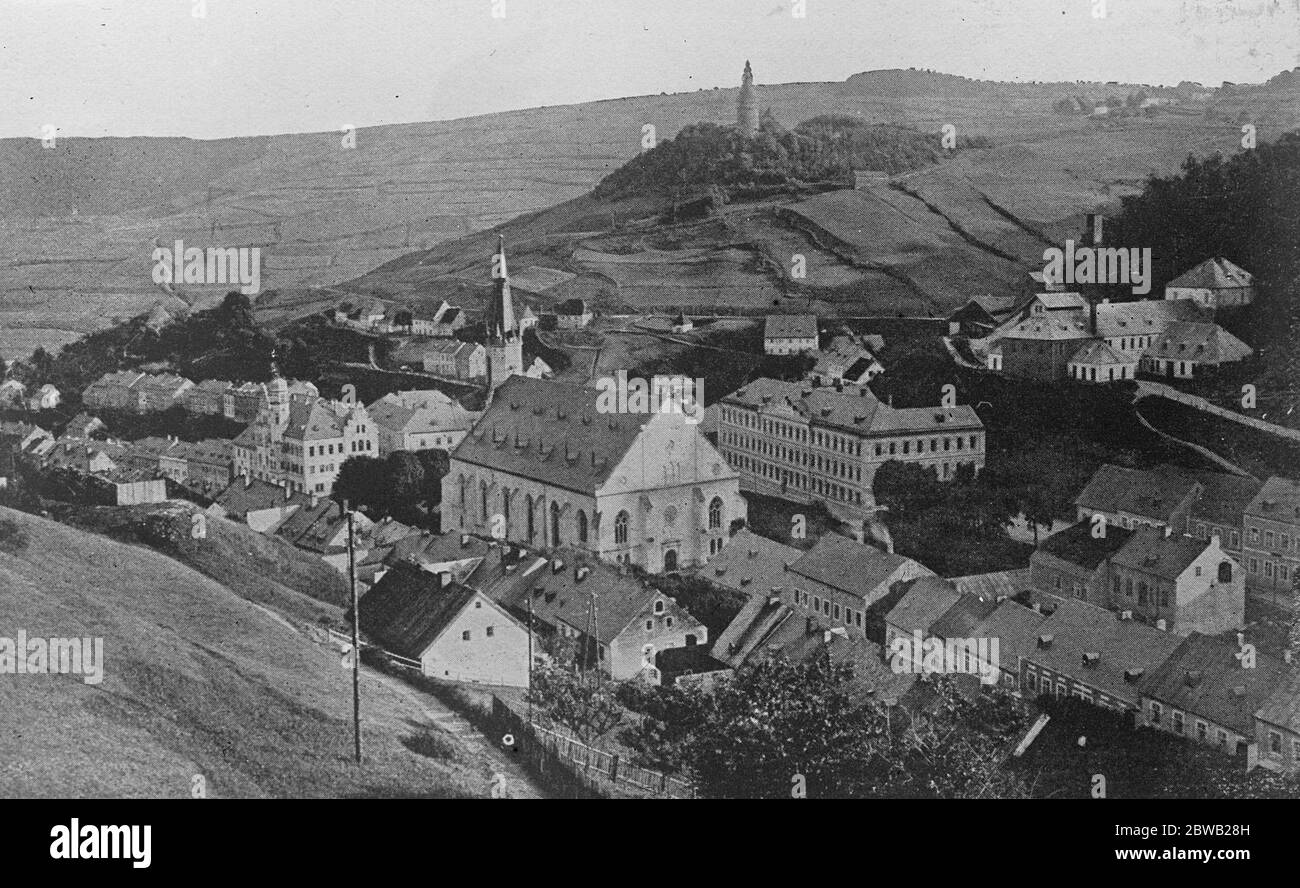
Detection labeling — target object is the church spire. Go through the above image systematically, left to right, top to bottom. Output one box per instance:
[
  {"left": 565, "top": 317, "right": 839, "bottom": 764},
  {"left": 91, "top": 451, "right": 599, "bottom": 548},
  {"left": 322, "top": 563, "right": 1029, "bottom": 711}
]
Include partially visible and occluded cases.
[{"left": 488, "top": 235, "right": 517, "bottom": 344}]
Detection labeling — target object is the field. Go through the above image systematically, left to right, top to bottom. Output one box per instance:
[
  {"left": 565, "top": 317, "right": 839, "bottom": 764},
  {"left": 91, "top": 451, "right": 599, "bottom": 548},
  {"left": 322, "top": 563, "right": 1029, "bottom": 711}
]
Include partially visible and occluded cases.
[{"left": 3, "top": 69, "right": 1294, "bottom": 361}]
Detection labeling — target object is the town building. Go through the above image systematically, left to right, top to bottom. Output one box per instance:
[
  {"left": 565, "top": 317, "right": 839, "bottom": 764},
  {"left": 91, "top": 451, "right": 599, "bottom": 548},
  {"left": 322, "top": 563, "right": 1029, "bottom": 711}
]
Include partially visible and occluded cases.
[
  {"left": 1164, "top": 257, "right": 1255, "bottom": 310},
  {"left": 554, "top": 298, "right": 593, "bottom": 330},
  {"left": 763, "top": 315, "right": 818, "bottom": 355},
  {"left": 1140, "top": 321, "right": 1252, "bottom": 379},
  {"left": 810, "top": 334, "right": 883, "bottom": 386},
  {"left": 419, "top": 339, "right": 486, "bottom": 380},
  {"left": 1067, "top": 340, "right": 1137, "bottom": 382},
  {"left": 82, "top": 370, "right": 193, "bottom": 413},
  {"left": 443, "top": 375, "right": 744, "bottom": 574},
  {"left": 716, "top": 377, "right": 985, "bottom": 522},
  {"left": 184, "top": 379, "right": 232, "bottom": 415},
  {"left": 0, "top": 380, "right": 26, "bottom": 407},
  {"left": 27, "top": 384, "right": 61, "bottom": 411},
  {"left": 367, "top": 390, "right": 478, "bottom": 456},
  {"left": 208, "top": 476, "right": 313, "bottom": 533},
  {"left": 1242, "top": 476, "right": 1300, "bottom": 595},
  {"left": 1031, "top": 520, "right": 1132, "bottom": 607},
  {"left": 1108, "top": 527, "right": 1243, "bottom": 637},
  {"left": 785, "top": 534, "right": 935, "bottom": 637},
  {"left": 359, "top": 561, "right": 531, "bottom": 687},
  {"left": 968, "top": 598, "right": 1048, "bottom": 692},
  {"left": 1020, "top": 598, "right": 1183, "bottom": 712},
  {"left": 1140, "top": 632, "right": 1287, "bottom": 758},
  {"left": 1255, "top": 672, "right": 1300, "bottom": 776}
]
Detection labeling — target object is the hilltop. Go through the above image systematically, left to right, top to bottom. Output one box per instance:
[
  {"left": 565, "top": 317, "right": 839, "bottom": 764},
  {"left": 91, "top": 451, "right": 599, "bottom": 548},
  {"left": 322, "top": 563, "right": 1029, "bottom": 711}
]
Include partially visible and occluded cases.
[
  {"left": 3, "top": 67, "right": 1297, "bottom": 357},
  {"left": 0, "top": 505, "right": 518, "bottom": 797}
]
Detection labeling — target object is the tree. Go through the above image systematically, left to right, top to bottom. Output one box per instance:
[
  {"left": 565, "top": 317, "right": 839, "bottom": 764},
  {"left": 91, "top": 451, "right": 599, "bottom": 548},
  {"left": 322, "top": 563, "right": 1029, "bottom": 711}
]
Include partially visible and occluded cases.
[
  {"left": 331, "top": 455, "right": 387, "bottom": 514},
  {"left": 873, "top": 460, "right": 943, "bottom": 521},
  {"left": 1023, "top": 486, "right": 1057, "bottom": 546},
  {"left": 528, "top": 664, "right": 624, "bottom": 742}
]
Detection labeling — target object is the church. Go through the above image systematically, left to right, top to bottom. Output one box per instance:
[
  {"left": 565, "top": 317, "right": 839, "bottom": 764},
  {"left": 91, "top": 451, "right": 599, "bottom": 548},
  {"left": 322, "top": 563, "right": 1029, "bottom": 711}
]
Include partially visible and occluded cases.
[{"left": 442, "top": 375, "right": 746, "bottom": 573}]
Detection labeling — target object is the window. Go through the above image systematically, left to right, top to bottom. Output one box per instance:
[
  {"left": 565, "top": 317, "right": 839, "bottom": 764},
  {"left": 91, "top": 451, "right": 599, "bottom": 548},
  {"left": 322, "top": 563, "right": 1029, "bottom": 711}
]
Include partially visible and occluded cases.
[
  {"left": 709, "top": 497, "right": 723, "bottom": 530},
  {"left": 550, "top": 501, "right": 562, "bottom": 547},
  {"left": 577, "top": 510, "right": 588, "bottom": 543},
  {"left": 615, "top": 511, "right": 629, "bottom": 545},
  {"left": 1230, "top": 531, "right": 1240, "bottom": 548},
  {"left": 1249, "top": 558, "right": 1259, "bottom": 574},
  {"left": 1194, "top": 566, "right": 1202, "bottom": 577},
  {"left": 1113, "top": 576, "right": 1121, "bottom": 596},
  {"left": 1125, "top": 578, "right": 1133, "bottom": 597},
  {"left": 1138, "top": 582, "right": 1149, "bottom": 604},
  {"left": 813, "top": 595, "right": 821, "bottom": 611},
  {"left": 654, "top": 600, "right": 665, "bottom": 615},
  {"left": 823, "top": 600, "right": 831, "bottom": 616},
  {"left": 833, "top": 604, "right": 841, "bottom": 620},
  {"left": 666, "top": 617, "right": 674, "bottom": 629},
  {"left": 645, "top": 620, "right": 654, "bottom": 632},
  {"left": 486, "top": 626, "right": 494, "bottom": 637},
  {"left": 462, "top": 630, "right": 471, "bottom": 641},
  {"left": 1027, "top": 673, "right": 1038, "bottom": 692},
  {"left": 1149, "top": 701, "right": 1162, "bottom": 724},
  {"left": 1172, "top": 711, "right": 1184, "bottom": 735},
  {"left": 1196, "top": 721, "right": 1207, "bottom": 742},
  {"left": 1216, "top": 729, "right": 1227, "bottom": 747},
  {"left": 1269, "top": 731, "right": 1282, "bottom": 755}
]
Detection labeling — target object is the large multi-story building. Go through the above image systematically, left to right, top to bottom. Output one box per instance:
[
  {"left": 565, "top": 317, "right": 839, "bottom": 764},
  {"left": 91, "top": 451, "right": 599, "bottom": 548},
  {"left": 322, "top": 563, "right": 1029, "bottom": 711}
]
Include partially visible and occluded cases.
[
  {"left": 231, "top": 373, "right": 376, "bottom": 495},
  {"left": 442, "top": 375, "right": 744, "bottom": 574},
  {"left": 715, "top": 378, "right": 985, "bottom": 522},
  {"left": 367, "top": 390, "right": 479, "bottom": 457},
  {"left": 1242, "top": 476, "right": 1300, "bottom": 595}
]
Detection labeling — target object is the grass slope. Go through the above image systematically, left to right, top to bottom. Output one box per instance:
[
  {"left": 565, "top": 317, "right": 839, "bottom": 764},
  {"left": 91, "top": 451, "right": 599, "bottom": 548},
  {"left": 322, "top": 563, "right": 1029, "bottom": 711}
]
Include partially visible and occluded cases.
[{"left": 0, "top": 506, "right": 490, "bottom": 798}]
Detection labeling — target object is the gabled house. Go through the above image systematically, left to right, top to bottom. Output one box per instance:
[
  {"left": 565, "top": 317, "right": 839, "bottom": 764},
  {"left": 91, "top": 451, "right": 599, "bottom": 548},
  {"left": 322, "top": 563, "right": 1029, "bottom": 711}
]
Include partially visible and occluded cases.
[
  {"left": 555, "top": 298, "right": 593, "bottom": 329},
  {"left": 1140, "top": 321, "right": 1252, "bottom": 379},
  {"left": 810, "top": 335, "right": 884, "bottom": 385},
  {"left": 1067, "top": 340, "right": 1138, "bottom": 383},
  {"left": 0, "top": 379, "right": 26, "bottom": 407},
  {"left": 27, "top": 384, "right": 60, "bottom": 411},
  {"left": 367, "top": 390, "right": 479, "bottom": 456},
  {"left": 1074, "top": 463, "right": 1202, "bottom": 533},
  {"left": 1241, "top": 476, "right": 1300, "bottom": 595},
  {"left": 208, "top": 477, "right": 313, "bottom": 533},
  {"left": 1031, "top": 519, "right": 1132, "bottom": 607},
  {"left": 1108, "top": 528, "right": 1243, "bottom": 637},
  {"left": 786, "top": 534, "right": 935, "bottom": 637},
  {"left": 360, "top": 561, "right": 531, "bottom": 687},
  {"left": 1255, "top": 671, "right": 1300, "bottom": 776}
]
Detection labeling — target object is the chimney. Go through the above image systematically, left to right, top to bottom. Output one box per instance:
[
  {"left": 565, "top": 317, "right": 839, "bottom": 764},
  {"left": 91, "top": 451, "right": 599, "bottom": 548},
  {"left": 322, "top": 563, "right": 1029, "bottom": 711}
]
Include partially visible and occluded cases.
[
  {"left": 244, "top": 472, "right": 251, "bottom": 489},
  {"left": 310, "top": 493, "right": 319, "bottom": 508},
  {"left": 1164, "top": 525, "right": 1173, "bottom": 538},
  {"left": 460, "top": 533, "right": 471, "bottom": 548},
  {"left": 550, "top": 558, "right": 565, "bottom": 574},
  {"left": 1120, "top": 610, "right": 1132, "bottom": 620},
  {"left": 1156, "top": 619, "right": 1167, "bottom": 631},
  {"left": 823, "top": 630, "right": 833, "bottom": 644},
  {"left": 1037, "top": 634, "right": 1053, "bottom": 649},
  {"left": 1124, "top": 667, "right": 1144, "bottom": 683}
]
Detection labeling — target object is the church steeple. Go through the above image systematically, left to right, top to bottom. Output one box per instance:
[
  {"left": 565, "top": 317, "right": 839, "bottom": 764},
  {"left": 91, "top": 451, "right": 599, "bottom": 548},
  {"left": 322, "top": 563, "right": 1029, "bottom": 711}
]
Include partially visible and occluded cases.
[
  {"left": 737, "top": 60, "right": 758, "bottom": 138},
  {"left": 487, "top": 235, "right": 517, "bottom": 344}
]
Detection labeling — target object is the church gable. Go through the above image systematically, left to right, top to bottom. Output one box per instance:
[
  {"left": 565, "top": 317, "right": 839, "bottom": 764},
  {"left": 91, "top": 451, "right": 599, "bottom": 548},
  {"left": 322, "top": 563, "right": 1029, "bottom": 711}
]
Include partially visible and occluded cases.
[{"left": 598, "top": 411, "right": 737, "bottom": 497}]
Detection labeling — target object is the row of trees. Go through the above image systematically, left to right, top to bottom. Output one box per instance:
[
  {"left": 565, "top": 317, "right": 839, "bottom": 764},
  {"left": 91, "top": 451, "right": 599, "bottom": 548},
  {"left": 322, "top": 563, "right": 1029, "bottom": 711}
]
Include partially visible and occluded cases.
[{"left": 330, "top": 449, "right": 448, "bottom": 528}]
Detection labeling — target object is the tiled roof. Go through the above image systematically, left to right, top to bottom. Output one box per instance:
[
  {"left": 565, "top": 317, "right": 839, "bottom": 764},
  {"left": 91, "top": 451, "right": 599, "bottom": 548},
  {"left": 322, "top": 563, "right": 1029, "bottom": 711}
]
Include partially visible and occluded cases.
[
  {"left": 1167, "top": 257, "right": 1254, "bottom": 290},
  {"left": 1032, "top": 293, "right": 1088, "bottom": 311},
  {"left": 1093, "top": 299, "right": 1204, "bottom": 340},
  {"left": 764, "top": 314, "right": 818, "bottom": 340},
  {"left": 1002, "top": 318, "right": 1094, "bottom": 341},
  {"left": 1145, "top": 322, "right": 1252, "bottom": 364},
  {"left": 1069, "top": 340, "right": 1132, "bottom": 366},
  {"left": 450, "top": 376, "right": 728, "bottom": 494},
  {"left": 723, "top": 378, "right": 982, "bottom": 436},
  {"left": 283, "top": 398, "right": 366, "bottom": 443},
  {"left": 1075, "top": 463, "right": 1199, "bottom": 524},
  {"left": 1188, "top": 471, "right": 1260, "bottom": 527},
  {"left": 1245, "top": 476, "right": 1300, "bottom": 524},
  {"left": 213, "top": 478, "right": 311, "bottom": 515},
  {"left": 1038, "top": 519, "right": 1133, "bottom": 570},
  {"left": 1111, "top": 526, "right": 1211, "bottom": 581},
  {"left": 702, "top": 529, "right": 803, "bottom": 597},
  {"left": 789, "top": 534, "right": 925, "bottom": 603},
  {"left": 360, "top": 564, "right": 500, "bottom": 661},
  {"left": 950, "top": 569, "right": 1032, "bottom": 601},
  {"left": 885, "top": 577, "right": 961, "bottom": 635},
  {"left": 930, "top": 593, "right": 1001, "bottom": 640},
  {"left": 1024, "top": 598, "right": 1183, "bottom": 704},
  {"left": 969, "top": 600, "right": 1047, "bottom": 674},
  {"left": 1139, "top": 632, "right": 1287, "bottom": 736},
  {"left": 1255, "top": 671, "right": 1300, "bottom": 733}
]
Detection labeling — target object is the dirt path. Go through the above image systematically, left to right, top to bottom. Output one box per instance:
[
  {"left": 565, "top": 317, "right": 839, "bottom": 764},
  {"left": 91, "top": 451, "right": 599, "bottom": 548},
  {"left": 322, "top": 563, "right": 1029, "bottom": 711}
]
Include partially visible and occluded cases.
[{"left": 363, "top": 667, "right": 549, "bottom": 799}]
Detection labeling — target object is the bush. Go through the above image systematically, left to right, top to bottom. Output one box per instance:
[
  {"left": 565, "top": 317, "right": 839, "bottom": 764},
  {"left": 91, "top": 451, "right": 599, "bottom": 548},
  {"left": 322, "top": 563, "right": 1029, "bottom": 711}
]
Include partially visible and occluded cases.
[{"left": 0, "top": 517, "right": 27, "bottom": 555}]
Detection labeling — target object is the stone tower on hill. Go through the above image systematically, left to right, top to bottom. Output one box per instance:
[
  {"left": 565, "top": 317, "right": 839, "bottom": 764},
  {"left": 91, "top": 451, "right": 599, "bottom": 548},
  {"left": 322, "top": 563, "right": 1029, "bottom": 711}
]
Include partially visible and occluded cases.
[
  {"left": 737, "top": 60, "right": 758, "bottom": 138},
  {"left": 486, "top": 235, "right": 523, "bottom": 397}
]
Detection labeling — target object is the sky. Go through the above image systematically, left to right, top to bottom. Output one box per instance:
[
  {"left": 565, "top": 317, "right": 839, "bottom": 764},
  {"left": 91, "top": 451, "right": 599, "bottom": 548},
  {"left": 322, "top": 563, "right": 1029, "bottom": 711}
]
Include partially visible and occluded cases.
[{"left": 2, "top": 0, "right": 1298, "bottom": 140}]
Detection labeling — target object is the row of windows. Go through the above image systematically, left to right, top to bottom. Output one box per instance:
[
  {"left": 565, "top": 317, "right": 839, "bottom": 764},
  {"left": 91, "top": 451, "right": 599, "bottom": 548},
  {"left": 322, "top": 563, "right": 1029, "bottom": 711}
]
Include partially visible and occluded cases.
[
  {"left": 1070, "top": 363, "right": 1133, "bottom": 382},
  {"left": 720, "top": 408, "right": 863, "bottom": 456},
  {"left": 721, "top": 432, "right": 862, "bottom": 482},
  {"left": 875, "top": 435, "right": 978, "bottom": 458},
  {"left": 730, "top": 455, "right": 865, "bottom": 505},
  {"left": 1192, "top": 524, "right": 1241, "bottom": 549},
  {"left": 1248, "top": 527, "right": 1294, "bottom": 551},
  {"left": 1249, "top": 559, "right": 1291, "bottom": 581},
  {"left": 1110, "top": 575, "right": 1175, "bottom": 607},
  {"left": 796, "top": 590, "right": 865, "bottom": 630},
  {"left": 461, "top": 626, "right": 496, "bottom": 641},
  {"left": 1024, "top": 667, "right": 1123, "bottom": 710},
  {"left": 1149, "top": 702, "right": 1233, "bottom": 748},
  {"left": 1266, "top": 730, "right": 1300, "bottom": 760}
]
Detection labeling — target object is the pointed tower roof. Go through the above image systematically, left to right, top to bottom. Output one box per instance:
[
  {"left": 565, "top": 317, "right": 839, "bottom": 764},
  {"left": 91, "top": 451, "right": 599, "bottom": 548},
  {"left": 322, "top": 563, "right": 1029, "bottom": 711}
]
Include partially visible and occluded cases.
[{"left": 487, "top": 235, "right": 517, "bottom": 344}]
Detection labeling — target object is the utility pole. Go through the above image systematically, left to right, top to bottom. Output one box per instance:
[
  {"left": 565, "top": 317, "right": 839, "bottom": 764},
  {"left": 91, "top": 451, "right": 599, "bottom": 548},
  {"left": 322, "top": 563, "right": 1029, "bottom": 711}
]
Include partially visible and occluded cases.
[
  {"left": 344, "top": 500, "right": 363, "bottom": 764},
  {"left": 526, "top": 591, "right": 534, "bottom": 725}
]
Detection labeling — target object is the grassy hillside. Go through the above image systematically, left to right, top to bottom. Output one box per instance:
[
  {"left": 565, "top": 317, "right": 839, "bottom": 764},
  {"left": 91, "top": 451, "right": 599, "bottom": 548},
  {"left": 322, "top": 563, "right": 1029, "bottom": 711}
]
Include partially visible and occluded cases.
[{"left": 0, "top": 506, "right": 497, "bottom": 798}]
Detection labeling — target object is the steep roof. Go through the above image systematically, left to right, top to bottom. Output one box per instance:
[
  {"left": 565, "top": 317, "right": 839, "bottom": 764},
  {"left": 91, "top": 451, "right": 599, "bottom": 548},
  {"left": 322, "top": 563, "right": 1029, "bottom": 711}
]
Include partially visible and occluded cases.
[
  {"left": 1167, "top": 257, "right": 1254, "bottom": 290},
  {"left": 1032, "top": 292, "right": 1088, "bottom": 312},
  {"left": 764, "top": 314, "right": 818, "bottom": 340},
  {"left": 1002, "top": 318, "right": 1094, "bottom": 342},
  {"left": 1145, "top": 321, "right": 1252, "bottom": 364},
  {"left": 449, "top": 376, "right": 700, "bottom": 494},
  {"left": 723, "top": 378, "right": 982, "bottom": 436},
  {"left": 283, "top": 398, "right": 365, "bottom": 443},
  {"left": 1075, "top": 463, "right": 1199, "bottom": 524},
  {"left": 1188, "top": 471, "right": 1260, "bottom": 527},
  {"left": 1245, "top": 476, "right": 1300, "bottom": 523},
  {"left": 213, "top": 478, "right": 311, "bottom": 515},
  {"left": 1038, "top": 519, "right": 1133, "bottom": 570},
  {"left": 1110, "top": 527, "right": 1211, "bottom": 581},
  {"left": 789, "top": 534, "right": 925, "bottom": 603},
  {"left": 360, "top": 565, "right": 497, "bottom": 660},
  {"left": 950, "top": 569, "right": 1032, "bottom": 601},
  {"left": 885, "top": 577, "right": 961, "bottom": 634},
  {"left": 930, "top": 593, "right": 1001, "bottom": 640},
  {"left": 1024, "top": 598, "right": 1183, "bottom": 704},
  {"left": 1139, "top": 632, "right": 1287, "bottom": 736}
]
